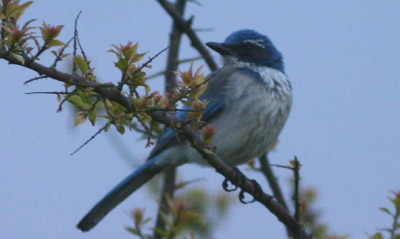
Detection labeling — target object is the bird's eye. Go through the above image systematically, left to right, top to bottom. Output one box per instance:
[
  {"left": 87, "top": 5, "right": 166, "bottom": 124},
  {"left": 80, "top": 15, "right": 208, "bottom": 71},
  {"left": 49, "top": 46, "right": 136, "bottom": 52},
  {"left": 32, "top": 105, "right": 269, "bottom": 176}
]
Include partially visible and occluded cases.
[{"left": 242, "top": 43, "right": 254, "bottom": 50}]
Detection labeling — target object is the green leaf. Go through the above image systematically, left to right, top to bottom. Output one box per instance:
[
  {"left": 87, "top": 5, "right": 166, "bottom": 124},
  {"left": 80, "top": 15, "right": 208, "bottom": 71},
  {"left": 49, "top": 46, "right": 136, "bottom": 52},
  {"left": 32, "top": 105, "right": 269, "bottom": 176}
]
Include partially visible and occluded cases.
[
  {"left": 7, "top": 1, "right": 33, "bottom": 21},
  {"left": 22, "top": 19, "right": 36, "bottom": 30},
  {"left": 32, "top": 37, "right": 41, "bottom": 49},
  {"left": 47, "top": 39, "right": 65, "bottom": 47},
  {"left": 124, "top": 43, "right": 138, "bottom": 60},
  {"left": 107, "top": 48, "right": 119, "bottom": 56},
  {"left": 131, "top": 52, "right": 145, "bottom": 63},
  {"left": 11, "top": 53, "right": 25, "bottom": 65},
  {"left": 74, "top": 55, "right": 88, "bottom": 74},
  {"left": 114, "top": 58, "right": 128, "bottom": 71},
  {"left": 78, "top": 90, "right": 93, "bottom": 105},
  {"left": 67, "top": 95, "right": 84, "bottom": 108},
  {"left": 181, "top": 99, "right": 191, "bottom": 107},
  {"left": 88, "top": 109, "right": 97, "bottom": 126},
  {"left": 74, "top": 112, "right": 87, "bottom": 127},
  {"left": 103, "top": 123, "right": 111, "bottom": 132},
  {"left": 116, "top": 124, "right": 125, "bottom": 134},
  {"left": 393, "top": 197, "right": 400, "bottom": 212},
  {"left": 379, "top": 207, "right": 393, "bottom": 216},
  {"left": 142, "top": 217, "right": 152, "bottom": 225},
  {"left": 125, "top": 227, "right": 139, "bottom": 235},
  {"left": 153, "top": 227, "right": 169, "bottom": 238},
  {"left": 370, "top": 233, "right": 383, "bottom": 239},
  {"left": 338, "top": 235, "right": 350, "bottom": 239}
]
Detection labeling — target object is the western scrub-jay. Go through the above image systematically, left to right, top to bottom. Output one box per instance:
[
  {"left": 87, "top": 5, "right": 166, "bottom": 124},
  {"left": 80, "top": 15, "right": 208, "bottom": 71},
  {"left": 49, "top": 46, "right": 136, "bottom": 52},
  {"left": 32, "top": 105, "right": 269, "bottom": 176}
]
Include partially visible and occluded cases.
[{"left": 77, "top": 29, "right": 292, "bottom": 231}]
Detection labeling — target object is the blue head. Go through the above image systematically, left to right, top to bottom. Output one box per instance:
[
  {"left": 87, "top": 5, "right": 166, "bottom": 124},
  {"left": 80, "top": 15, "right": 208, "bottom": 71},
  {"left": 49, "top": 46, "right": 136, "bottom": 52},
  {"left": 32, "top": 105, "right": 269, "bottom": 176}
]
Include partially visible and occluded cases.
[{"left": 206, "top": 29, "right": 284, "bottom": 73}]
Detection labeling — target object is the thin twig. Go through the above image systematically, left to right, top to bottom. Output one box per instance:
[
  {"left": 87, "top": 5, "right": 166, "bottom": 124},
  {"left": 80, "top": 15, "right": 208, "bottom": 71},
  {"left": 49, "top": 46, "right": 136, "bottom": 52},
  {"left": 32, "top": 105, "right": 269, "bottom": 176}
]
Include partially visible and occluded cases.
[
  {"left": 156, "top": 0, "right": 218, "bottom": 71},
  {"left": 0, "top": 6, "right": 5, "bottom": 40},
  {"left": 72, "top": 11, "right": 82, "bottom": 74},
  {"left": 74, "top": 11, "right": 90, "bottom": 65},
  {"left": 192, "top": 28, "right": 214, "bottom": 32},
  {"left": 51, "top": 36, "right": 74, "bottom": 68},
  {"left": 177, "top": 55, "right": 202, "bottom": 64},
  {"left": 147, "top": 56, "right": 202, "bottom": 80},
  {"left": 146, "top": 70, "right": 165, "bottom": 80},
  {"left": 24, "top": 75, "right": 49, "bottom": 85},
  {"left": 57, "top": 88, "right": 77, "bottom": 113},
  {"left": 25, "top": 91, "right": 68, "bottom": 95},
  {"left": 145, "top": 107, "right": 204, "bottom": 113},
  {"left": 70, "top": 124, "right": 108, "bottom": 155},
  {"left": 258, "top": 153, "right": 291, "bottom": 237},
  {"left": 259, "top": 154, "right": 289, "bottom": 211},
  {"left": 293, "top": 156, "right": 301, "bottom": 239},
  {"left": 271, "top": 164, "right": 294, "bottom": 170}
]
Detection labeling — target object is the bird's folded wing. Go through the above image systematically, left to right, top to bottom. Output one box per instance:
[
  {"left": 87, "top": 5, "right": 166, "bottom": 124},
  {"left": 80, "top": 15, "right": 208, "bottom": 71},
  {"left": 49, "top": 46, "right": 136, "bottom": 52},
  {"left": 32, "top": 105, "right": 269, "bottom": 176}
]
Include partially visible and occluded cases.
[{"left": 148, "top": 67, "right": 239, "bottom": 158}]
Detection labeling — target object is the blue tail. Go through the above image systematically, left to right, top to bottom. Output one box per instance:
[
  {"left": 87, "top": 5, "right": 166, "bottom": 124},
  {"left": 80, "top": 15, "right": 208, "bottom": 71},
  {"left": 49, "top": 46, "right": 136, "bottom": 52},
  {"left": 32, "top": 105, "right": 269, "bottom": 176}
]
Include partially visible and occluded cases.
[{"left": 77, "top": 157, "right": 167, "bottom": 231}]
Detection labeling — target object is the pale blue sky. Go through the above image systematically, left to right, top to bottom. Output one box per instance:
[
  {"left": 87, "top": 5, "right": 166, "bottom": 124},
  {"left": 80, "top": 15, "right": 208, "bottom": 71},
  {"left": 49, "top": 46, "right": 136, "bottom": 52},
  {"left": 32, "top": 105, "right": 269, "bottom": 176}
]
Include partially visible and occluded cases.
[{"left": 1, "top": 1, "right": 399, "bottom": 239}]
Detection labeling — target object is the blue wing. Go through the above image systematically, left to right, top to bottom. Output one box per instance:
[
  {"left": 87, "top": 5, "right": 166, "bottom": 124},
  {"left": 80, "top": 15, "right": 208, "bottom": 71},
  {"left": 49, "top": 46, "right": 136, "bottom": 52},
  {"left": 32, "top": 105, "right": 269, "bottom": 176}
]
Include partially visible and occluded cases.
[
  {"left": 148, "top": 66, "right": 241, "bottom": 158},
  {"left": 148, "top": 67, "right": 237, "bottom": 158},
  {"left": 148, "top": 94, "right": 225, "bottom": 158}
]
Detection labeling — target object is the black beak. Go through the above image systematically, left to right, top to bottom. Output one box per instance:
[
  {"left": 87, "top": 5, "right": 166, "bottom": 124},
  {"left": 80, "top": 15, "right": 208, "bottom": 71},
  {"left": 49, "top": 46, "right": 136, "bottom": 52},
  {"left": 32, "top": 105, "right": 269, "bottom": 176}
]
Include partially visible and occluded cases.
[{"left": 206, "top": 42, "right": 234, "bottom": 56}]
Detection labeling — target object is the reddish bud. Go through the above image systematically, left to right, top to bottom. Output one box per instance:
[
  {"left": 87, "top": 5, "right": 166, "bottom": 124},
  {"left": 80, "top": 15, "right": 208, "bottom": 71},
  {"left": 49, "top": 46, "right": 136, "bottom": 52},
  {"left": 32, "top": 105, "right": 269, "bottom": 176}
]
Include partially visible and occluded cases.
[{"left": 132, "top": 208, "right": 144, "bottom": 224}]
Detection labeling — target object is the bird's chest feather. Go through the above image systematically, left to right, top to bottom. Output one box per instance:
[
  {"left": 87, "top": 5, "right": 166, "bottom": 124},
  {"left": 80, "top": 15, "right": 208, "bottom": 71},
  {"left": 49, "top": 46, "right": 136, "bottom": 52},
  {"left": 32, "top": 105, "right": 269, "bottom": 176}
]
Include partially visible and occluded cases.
[{"left": 209, "top": 67, "right": 292, "bottom": 165}]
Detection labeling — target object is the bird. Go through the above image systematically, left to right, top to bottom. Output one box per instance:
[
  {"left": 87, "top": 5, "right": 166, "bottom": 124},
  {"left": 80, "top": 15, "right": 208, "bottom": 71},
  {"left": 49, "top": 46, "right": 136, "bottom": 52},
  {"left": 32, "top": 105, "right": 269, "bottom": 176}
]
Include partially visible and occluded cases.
[{"left": 77, "top": 29, "right": 292, "bottom": 231}]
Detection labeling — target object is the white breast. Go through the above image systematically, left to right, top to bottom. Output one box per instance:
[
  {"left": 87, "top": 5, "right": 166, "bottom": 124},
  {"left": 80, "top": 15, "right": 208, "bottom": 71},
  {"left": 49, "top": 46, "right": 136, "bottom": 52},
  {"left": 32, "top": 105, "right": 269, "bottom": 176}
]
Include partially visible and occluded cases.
[
  {"left": 157, "top": 67, "right": 292, "bottom": 167},
  {"left": 209, "top": 67, "right": 292, "bottom": 165}
]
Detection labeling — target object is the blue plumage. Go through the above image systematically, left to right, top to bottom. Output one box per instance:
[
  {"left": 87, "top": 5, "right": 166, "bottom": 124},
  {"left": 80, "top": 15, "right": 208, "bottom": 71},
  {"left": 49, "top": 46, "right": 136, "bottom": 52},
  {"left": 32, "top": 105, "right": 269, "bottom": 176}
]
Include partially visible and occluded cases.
[
  {"left": 77, "top": 29, "right": 292, "bottom": 231},
  {"left": 148, "top": 93, "right": 225, "bottom": 159}
]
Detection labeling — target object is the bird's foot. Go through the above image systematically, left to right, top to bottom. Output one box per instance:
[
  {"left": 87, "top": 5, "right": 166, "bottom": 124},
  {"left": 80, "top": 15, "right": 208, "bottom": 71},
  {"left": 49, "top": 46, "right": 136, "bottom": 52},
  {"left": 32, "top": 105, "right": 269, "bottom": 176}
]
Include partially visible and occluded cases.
[
  {"left": 221, "top": 167, "right": 262, "bottom": 204},
  {"left": 222, "top": 167, "right": 244, "bottom": 192},
  {"left": 239, "top": 179, "right": 262, "bottom": 204}
]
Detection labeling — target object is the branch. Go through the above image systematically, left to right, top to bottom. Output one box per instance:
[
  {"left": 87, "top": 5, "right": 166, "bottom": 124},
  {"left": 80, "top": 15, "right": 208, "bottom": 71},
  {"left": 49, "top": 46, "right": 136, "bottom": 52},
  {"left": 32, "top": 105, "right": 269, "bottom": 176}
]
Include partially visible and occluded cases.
[
  {"left": 154, "top": 0, "right": 187, "bottom": 237},
  {"left": 156, "top": 0, "right": 218, "bottom": 71},
  {"left": 1, "top": 49, "right": 135, "bottom": 111},
  {"left": 1, "top": 50, "right": 310, "bottom": 239},
  {"left": 191, "top": 145, "right": 310, "bottom": 239},
  {"left": 259, "top": 153, "right": 292, "bottom": 236},
  {"left": 259, "top": 153, "right": 289, "bottom": 211},
  {"left": 292, "top": 157, "right": 302, "bottom": 239}
]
